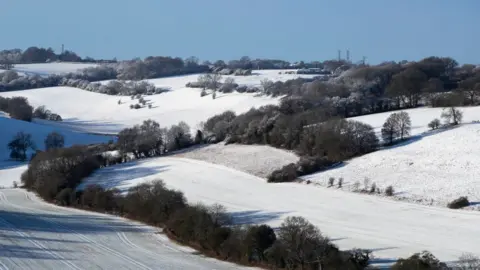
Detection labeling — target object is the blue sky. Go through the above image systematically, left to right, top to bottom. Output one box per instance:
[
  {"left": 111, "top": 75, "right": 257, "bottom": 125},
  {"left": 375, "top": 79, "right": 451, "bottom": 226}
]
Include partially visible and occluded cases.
[{"left": 1, "top": 0, "right": 478, "bottom": 64}]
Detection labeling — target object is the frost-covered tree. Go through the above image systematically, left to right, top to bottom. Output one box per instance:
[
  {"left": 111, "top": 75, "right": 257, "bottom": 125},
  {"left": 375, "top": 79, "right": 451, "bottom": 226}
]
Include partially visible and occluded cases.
[
  {"left": 260, "top": 78, "right": 274, "bottom": 93},
  {"left": 441, "top": 107, "right": 463, "bottom": 125},
  {"left": 381, "top": 112, "right": 411, "bottom": 144},
  {"left": 381, "top": 114, "right": 399, "bottom": 145}
]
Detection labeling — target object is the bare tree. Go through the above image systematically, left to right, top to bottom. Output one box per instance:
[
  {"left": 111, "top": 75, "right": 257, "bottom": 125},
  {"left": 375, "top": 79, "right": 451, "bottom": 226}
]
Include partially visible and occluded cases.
[
  {"left": 260, "top": 78, "right": 274, "bottom": 94},
  {"left": 441, "top": 107, "right": 463, "bottom": 125},
  {"left": 396, "top": 111, "right": 411, "bottom": 140},
  {"left": 381, "top": 112, "right": 411, "bottom": 144},
  {"left": 381, "top": 114, "right": 399, "bottom": 145},
  {"left": 428, "top": 118, "right": 441, "bottom": 130},
  {"left": 8, "top": 132, "right": 36, "bottom": 161},
  {"left": 44, "top": 132, "right": 65, "bottom": 150},
  {"left": 275, "top": 216, "right": 332, "bottom": 269},
  {"left": 454, "top": 253, "right": 480, "bottom": 270}
]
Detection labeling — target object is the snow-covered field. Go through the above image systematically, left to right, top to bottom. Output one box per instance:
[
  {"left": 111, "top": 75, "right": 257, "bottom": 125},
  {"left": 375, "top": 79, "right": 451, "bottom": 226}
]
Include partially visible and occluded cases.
[
  {"left": 12, "top": 62, "right": 97, "bottom": 75},
  {"left": 0, "top": 70, "right": 315, "bottom": 134},
  {"left": 303, "top": 106, "right": 480, "bottom": 207},
  {"left": 350, "top": 106, "right": 480, "bottom": 137},
  {"left": 0, "top": 114, "right": 114, "bottom": 163},
  {"left": 173, "top": 143, "right": 299, "bottom": 178},
  {"left": 80, "top": 156, "right": 480, "bottom": 265},
  {"left": 0, "top": 188, "right": 255, "bottom": 269}
]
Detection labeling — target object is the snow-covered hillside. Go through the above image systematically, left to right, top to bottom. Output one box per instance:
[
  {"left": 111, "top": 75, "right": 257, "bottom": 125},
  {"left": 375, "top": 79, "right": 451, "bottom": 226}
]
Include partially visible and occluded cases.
[
  {"left": 12, "top": 62, "right": 97, "bottom": 75},
  {"left": 0, "top": 70, "right": 315, "bottom": 134},
  {"left": 302, "top": 106, "right": 480, "bottom": 207},
  {"left": 350, "top": 106, "right": 480, "bottom": 137},
  {"left": 0, "top": 114, "right": 114, "bottom": 162},
  {"left": 172, "top": 143, "right": 299, "bottom": 178},
  {"left": 80, "top": 157, "right": 480, "bottom": 264}
]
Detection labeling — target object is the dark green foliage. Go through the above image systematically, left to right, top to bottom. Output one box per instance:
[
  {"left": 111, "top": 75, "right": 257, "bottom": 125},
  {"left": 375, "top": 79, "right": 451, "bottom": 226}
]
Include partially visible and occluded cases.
[{"left": 447, "top": 196, "right": 469, "bottom": 209}]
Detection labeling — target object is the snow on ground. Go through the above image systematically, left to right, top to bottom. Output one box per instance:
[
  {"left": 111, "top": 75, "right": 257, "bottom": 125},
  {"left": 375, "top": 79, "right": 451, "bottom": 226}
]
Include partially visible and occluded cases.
[
  {"left": 12, "top": 62, "right": 97, "bottom": 75},
  {"left": 0, "top": 70, "right": 315, "bottom": 134},
  {"left": 301, "top": 106, "right": 480, "bottom": 207},
  {"left": 350, "top": 106, "right": 480, "bottom": 137},
  {"left": 0, "top": 114, "right": 114, "bottom": 163},
  {"left": 303, "top": 123, "right": 480, "bottom": 207},
  {"left": 173, "top": 143, "right": 299, "bottom": 178},
  {"left": 81, "top": 157, "right": 480, "bottom": 265}
]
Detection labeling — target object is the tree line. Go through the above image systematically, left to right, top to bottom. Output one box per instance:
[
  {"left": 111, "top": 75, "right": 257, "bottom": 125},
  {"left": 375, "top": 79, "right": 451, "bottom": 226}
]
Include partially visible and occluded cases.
[
  {"left": 0, "top": 96, "right": 62, "bottom": 122},
  {"left": 19, "top": 138, "right": 478, "bottom": 269},
  {"left": 20, "top": 139, "right": 371, "bottom": 269}
]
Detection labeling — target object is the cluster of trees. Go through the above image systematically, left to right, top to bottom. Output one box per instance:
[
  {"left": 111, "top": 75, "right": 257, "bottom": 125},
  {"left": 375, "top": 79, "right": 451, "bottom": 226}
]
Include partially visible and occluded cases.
[
  {"left": 0, "top": 47, "right": 116, "bottom": 66},
  {"left": 0, "top": 70, "right": 65, "bottom": 92},
  {"left": 59, "top": 77, "right": 167, "bottom": 96},
  {"left": 0, "top": 96, "right": 62, "bottom": 122},
  {"left": 202, "top": 103, "right": 378, "bottom": 182},
  {"left": 381, "top": 111, "right": 412, "bottom": 145},
  {"left": 117, "top": 119, "right": 201, "bottom": 159},
  {"left": 7, "top": 131, "right": 65, "bottom": 161},
  {"left": 21, "top": 140, "right": 371, "bottom": 269}
]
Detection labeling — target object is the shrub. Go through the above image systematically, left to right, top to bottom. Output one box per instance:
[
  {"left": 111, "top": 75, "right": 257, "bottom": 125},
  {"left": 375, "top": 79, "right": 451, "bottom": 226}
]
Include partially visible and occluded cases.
[
  {"left": 6, "top": 97, "right": 33, "bottom": 121},
  {"left": 130, "top": 104, "right": 134, "bottom": 109},
  {"left": 133, "top": 104, "right": 141, "bottom": 109},
  {"left": 428, "top": 118, "right": 441, "bottom": 130},
  {"left": 295, "top": 156, "right": 335, "bottom": 176},
  {"left": 267, "top": 163, "right": 297, "bottom": 183},
  {"left": 328, "top": 177, "right": 335, "bottom": 187},
  {"left": 363, "top": 177, "right": 370, "bottom": 191},
  {"left": 338, "top": 178, "right": 343, "bottom": 188},
  {"left": 353, "top": 181, "right": 360, "bottom": 191},
  {"left": 369, "top": 182, "right": 376, "bottom": 193},
  {"left": 385, "top": 185, "right": 394, "bottom": 196},
  {"left": 447, "top": 196, "right": 469, "bottom": 209},
  {"left": 392, "top": 251, "right": 448, "bottom": 270}
]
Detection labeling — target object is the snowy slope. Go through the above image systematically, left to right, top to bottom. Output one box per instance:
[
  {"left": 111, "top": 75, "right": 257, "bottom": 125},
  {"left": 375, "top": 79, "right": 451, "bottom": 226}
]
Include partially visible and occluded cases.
[
  {"left": 12, "top": 62, "right": 97, "bottom": 75},
  {"left": 0, "top": 70, "right": 314, "bottom": 134},
  {"left": 299, "top": 106, "right": 480, "bottom": 207},
  {"left": 350, "top": 106, "right": 480, "bottom": 137},
  {"left": 0, "top": 114, "right": 114, "bottom": 161},
  {"left": 303, "top": 123, "right": 480, "bottom": 207},
  {"left": 173, "top": 143, "right": 299, "bottom": 178},
  {"left": 80, "top": 157, "right": 480, "bottom": 265},
  {"left": 0, "top": 188, "right": 255, "bottom": 270}
]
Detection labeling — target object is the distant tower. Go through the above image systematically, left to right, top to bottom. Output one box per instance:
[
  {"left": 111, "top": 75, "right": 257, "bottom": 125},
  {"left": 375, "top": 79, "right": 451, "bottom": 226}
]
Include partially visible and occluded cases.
[
  {"left": 61, "top": 44, "right": 64, "bottom": 54},
  {"left": 337, "top": 50, "right": 341, "bottom": 61},
  {"left": 346, "top": 50, "right": 350, "bottom": 63},
  {"left": 362, "top": 56, "right": 367, "bottom": 65}
]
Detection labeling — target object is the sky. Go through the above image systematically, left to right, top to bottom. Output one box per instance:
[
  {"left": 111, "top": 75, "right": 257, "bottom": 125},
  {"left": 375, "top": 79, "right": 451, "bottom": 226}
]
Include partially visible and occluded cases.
[{"left": 1, "top": 0, "right": 479, "bottom": 64}]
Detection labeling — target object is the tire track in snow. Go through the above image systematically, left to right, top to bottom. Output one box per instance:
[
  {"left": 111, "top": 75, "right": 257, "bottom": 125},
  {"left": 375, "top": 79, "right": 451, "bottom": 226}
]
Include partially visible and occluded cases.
[
  {"left": 0, "top": 191, "right": 153, "bottom": 270},
  {"left": 0, "top": 193, "right": 81, "bottom": 270}
]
